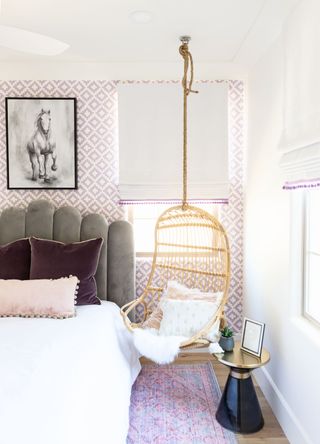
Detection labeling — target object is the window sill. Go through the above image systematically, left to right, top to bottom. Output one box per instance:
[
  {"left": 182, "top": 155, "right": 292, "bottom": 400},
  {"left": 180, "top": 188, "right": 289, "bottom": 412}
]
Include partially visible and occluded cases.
[{"left": 136, "top": 252, "right": 154, "bottom": 258}]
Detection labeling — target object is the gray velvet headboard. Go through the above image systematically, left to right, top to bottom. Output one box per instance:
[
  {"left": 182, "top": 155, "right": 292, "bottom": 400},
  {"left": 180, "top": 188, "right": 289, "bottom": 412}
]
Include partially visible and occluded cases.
[{"left": 0, "top": 199, "right": 135, "bottom": 308}]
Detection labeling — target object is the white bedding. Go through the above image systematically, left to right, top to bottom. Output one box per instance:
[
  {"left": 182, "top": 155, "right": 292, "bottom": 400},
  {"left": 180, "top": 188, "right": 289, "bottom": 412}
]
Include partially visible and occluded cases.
[{"left": 0, "top": 301, "right": 141, "bottom": 444}]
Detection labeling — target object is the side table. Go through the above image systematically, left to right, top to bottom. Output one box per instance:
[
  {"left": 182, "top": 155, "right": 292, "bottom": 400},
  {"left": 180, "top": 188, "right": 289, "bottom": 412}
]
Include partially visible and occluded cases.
[{"left": 213, "top": 341, "right": 270, "bottom": 434}]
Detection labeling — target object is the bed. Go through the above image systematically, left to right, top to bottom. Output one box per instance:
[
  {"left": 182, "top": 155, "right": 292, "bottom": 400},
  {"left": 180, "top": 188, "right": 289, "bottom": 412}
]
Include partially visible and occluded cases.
[{"left": 0, "top": 199, "right": 140, "bottom": 444}]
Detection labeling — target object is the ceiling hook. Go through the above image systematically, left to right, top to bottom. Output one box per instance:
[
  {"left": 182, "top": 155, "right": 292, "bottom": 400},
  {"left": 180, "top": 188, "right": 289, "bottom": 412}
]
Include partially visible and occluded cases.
[{"left": 179, "top": 36, "right": 191, "bottom": 44}]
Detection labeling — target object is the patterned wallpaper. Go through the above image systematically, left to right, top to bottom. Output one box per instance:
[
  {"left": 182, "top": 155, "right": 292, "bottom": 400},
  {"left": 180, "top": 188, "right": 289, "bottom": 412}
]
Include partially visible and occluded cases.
[
  {"left": 0, "top": 80, "right": 244, "bottom": 331},
  {"left": 0, "top": 80, "right": 123, "bottom": 222},
  {"left": 221, "top": 80, "right": 244, "bottom": 331}
]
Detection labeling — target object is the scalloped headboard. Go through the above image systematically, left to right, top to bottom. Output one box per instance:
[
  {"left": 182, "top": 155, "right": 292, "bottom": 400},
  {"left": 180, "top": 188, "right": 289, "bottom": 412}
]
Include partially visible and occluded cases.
[{"left": 0, "top": 199, "right": 135, "bottom": 308}]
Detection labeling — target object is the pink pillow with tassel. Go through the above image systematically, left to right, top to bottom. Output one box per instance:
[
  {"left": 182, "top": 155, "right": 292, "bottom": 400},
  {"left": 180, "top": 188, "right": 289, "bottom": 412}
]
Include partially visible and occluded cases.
[{"left": 0, "top": 276, "right": 79, "bottom": 319}]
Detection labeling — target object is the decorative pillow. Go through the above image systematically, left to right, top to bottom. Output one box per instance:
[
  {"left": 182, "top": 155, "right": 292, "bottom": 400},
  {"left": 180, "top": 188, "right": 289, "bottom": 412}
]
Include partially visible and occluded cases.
[
  {"left": 29, "top": 237, "right": 103, "bottom": 306},
  {"left": 0, "top": 238, "right": 31, "bottom": 280},
  {"left": 0, "top": 276, "right": 79, "bottom": 319},
  {"left": 165, "top": 280, "right": 222, "bottom": 302},
  {"left": 143, "top": 281, "right": 223, "bottom": 330},
  {"left": 158, "top": 297, "right": 223, "bottom": 342},
  {"left": 142, "top": 305, "right": 163, "bottom": 329}
]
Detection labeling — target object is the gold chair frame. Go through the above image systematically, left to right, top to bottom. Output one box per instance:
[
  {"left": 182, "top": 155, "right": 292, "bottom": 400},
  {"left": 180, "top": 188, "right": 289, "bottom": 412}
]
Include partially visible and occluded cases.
[{"left": 121, "top": 204, "right": 230, "bottom": 348}]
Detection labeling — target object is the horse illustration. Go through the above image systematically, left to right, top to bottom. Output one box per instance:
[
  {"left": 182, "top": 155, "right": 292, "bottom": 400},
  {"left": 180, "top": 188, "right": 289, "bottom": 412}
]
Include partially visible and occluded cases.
[{"left": 26, "top": 109, "right": 57, "bottom": 183}]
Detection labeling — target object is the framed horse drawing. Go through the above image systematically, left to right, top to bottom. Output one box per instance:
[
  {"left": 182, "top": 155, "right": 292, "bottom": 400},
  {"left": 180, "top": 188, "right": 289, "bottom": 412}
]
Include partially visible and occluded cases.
[{"left": 5, "top": 97, "right": 77, "bottom": 189}]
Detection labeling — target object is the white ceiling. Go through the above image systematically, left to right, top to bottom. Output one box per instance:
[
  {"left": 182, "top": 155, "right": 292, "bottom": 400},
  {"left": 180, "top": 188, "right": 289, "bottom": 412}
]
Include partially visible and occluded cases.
[{"left": 0, "top": 0, "right": 298, "bottom": 67}]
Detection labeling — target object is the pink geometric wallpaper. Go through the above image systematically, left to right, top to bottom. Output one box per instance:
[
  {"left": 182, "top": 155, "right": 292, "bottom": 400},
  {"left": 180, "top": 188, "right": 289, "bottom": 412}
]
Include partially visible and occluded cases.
[
  {"left": 0, "top": 80, "right": 244, "bottom": 331},
  {"left": 0, "top": 80, "right": 124, "bottom": 222},
  {"left": 221, "top": 80, "right": 244, "bottom": 331}
]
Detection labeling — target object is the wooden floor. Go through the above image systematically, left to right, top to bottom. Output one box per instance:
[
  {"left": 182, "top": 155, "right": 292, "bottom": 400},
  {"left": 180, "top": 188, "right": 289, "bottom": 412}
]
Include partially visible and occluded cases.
[{"left": 141, "top": 352, "right": 289, "bottom": 444}]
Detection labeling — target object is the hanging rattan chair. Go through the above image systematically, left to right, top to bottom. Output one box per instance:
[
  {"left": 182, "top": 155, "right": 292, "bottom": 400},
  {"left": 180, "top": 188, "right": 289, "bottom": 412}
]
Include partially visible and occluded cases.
[{"left": 120, "top": 37, "right": 230, "bottom": 350}]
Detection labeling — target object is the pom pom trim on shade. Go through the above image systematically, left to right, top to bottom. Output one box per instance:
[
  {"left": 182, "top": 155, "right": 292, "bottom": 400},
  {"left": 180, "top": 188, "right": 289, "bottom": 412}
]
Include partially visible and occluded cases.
[
  {"left": 283, "top": 179, "right": 320, "bottom": 190},
  {"left": 119, "top": 199, "right": 229, "bottom": 205}
]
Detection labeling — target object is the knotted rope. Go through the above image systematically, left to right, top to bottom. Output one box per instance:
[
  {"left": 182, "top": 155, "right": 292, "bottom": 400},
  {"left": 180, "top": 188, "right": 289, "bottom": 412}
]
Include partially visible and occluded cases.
[{"left": 179, "top": 42, "right": 198, "bottom": 209}]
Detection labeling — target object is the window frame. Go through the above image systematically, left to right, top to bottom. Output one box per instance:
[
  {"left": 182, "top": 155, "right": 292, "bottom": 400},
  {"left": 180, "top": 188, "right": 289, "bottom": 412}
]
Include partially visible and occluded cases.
[
  {"left": 303, "top": 189, "right": 320, "bottom": 328},
  {"left": 128, "top": 204, "right": 221, "bottom": 257},
  {"left": 127, "top": 205, "right": 156, "bottom": 257}
]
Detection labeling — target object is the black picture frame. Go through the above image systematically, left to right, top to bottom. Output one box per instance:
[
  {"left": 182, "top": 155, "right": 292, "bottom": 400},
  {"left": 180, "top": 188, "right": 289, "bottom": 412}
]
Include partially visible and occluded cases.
[
  {"left": 5, "top": 97, "right": 77, "bottom": 190},
  {"left": 240, "top": 317, "right": 265, "bottom": 357}
]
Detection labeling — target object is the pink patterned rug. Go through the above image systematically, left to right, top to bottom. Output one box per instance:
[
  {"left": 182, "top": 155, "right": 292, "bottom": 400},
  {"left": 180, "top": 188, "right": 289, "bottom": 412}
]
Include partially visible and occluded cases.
[{"left": 127, "top": 363, "right": 237, "bottom": 444}]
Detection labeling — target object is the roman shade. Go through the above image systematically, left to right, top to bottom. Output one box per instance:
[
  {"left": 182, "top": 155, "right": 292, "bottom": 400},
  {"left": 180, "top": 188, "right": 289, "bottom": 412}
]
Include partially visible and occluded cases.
[
  {"left": 279, "top": 0, "right": 320, "bottom": 189},
  {"left": 117, "top": 82, "right": 229, "bottom": 202}
]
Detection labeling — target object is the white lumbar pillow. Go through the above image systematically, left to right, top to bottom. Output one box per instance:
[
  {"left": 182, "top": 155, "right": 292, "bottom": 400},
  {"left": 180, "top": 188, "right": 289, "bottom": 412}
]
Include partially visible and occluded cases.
[
  {"left": 143, "top": 280, "right": 224, "bottom": 331},
  {"left": 158, "top": 297, "right": 222, "bottom": 342}
]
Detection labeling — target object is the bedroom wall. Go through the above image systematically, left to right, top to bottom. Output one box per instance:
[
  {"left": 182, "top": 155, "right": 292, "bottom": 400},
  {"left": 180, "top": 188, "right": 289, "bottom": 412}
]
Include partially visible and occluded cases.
[
  {"left": 245, "top": 35, "right": 319, "bottom": 444},
  {"left": 0, "top": 79, "right": 244, "bottom": 331},
  {"left": 0, "top": 80, "right": 123, "bottom": 221}
]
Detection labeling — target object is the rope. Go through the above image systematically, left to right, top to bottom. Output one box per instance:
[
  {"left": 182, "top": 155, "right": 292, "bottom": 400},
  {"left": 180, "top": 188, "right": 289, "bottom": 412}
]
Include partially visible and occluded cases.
[{"left": 179, "top": 42, "right": 198, "bottom": 209}]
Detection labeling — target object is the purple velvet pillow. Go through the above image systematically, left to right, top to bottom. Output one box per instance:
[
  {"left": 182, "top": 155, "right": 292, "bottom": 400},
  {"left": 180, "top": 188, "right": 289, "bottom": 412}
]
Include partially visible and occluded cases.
[
  {"left": 29, "top": 237, "right": 103, "bottom": 306},
  {"left": 0, "top": 238, "right": 31, "bottom": 280}
]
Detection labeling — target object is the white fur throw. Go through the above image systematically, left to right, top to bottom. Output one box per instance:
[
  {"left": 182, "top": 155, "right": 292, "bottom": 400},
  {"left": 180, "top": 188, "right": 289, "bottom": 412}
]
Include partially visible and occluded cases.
[
  {"left": 132, "top": 328, "right": 224, "bottom": 364},
  {"left": 133, "top": 328, "right": 185, "bottom": 364},
  {"left": 208, "top": 342, "right": 224, "bottom": 354}
]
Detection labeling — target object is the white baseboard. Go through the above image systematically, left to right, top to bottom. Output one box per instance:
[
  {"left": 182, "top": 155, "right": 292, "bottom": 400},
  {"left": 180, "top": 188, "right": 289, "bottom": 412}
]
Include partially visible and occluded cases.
[
  {"left": 184, "top": 337, "right": 312, "bottom": 442},
  {"left": 182, "top": 339, "right": 312, "bottom": 442},
  {"left": 254, "top": 366, "right": 312, "bottom": 444}
]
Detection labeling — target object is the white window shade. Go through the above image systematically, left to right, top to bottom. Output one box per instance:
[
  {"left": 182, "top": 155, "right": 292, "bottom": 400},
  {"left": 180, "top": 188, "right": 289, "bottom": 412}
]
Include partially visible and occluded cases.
[
  {"left": 279, "top": 0, "right": 320, "bottom": 188},
  {"left": 117, "top": 82, "right": 229, "bottom": 202}
]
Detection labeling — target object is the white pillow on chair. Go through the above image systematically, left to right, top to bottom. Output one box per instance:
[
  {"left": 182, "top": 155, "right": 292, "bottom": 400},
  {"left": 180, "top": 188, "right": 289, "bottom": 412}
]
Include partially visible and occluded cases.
[
  {"left": 165, "top": 280, "right": 222, "bottom": 302},
  {"left": 143, "top": 281, "right": 223, "bottom": 333},
  {"left": 158, "top": 297, "right": 222, "bottom": 342}
]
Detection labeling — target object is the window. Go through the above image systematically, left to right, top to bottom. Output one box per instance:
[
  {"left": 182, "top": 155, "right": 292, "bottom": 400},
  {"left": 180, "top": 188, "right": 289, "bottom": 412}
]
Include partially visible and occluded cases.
[
  {"left": 304, "top": 188, "right": 320, "bottom": 326},
  {"left": 128, "top": 204, "right": 221, "bottom": 256}
]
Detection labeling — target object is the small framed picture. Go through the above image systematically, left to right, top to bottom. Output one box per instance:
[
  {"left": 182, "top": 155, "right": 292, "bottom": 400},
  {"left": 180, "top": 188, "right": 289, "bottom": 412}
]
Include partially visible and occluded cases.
[
  {"left": 5, "top": 97, "right": 77, "bottom": 190},
  {"left": 240, "top": 318, "right": 265, "bottom": 357}
]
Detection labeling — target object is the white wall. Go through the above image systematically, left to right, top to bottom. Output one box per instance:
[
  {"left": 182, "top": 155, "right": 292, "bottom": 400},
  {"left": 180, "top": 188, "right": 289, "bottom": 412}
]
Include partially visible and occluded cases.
[{"left": 245, "top": 31, "right": 320, "bottom": 444}]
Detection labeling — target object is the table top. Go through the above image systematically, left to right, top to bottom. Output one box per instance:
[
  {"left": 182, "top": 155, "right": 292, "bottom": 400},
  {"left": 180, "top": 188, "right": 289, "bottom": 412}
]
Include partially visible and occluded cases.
[{"left": 214, "top": 341, "right": 270, "bottom": 369}]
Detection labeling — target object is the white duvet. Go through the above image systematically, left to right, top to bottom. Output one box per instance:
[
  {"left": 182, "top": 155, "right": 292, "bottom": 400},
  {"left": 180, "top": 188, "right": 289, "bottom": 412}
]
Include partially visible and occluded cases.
[{"left": 0, "top": 301, "right": 141, "bottom": 444}]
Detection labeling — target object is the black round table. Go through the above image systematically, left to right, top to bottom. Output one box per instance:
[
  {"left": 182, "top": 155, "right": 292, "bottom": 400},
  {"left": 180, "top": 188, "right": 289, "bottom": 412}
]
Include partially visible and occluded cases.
[{"left": 213, "top": 341, "right": 270, "bottom": 434}]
